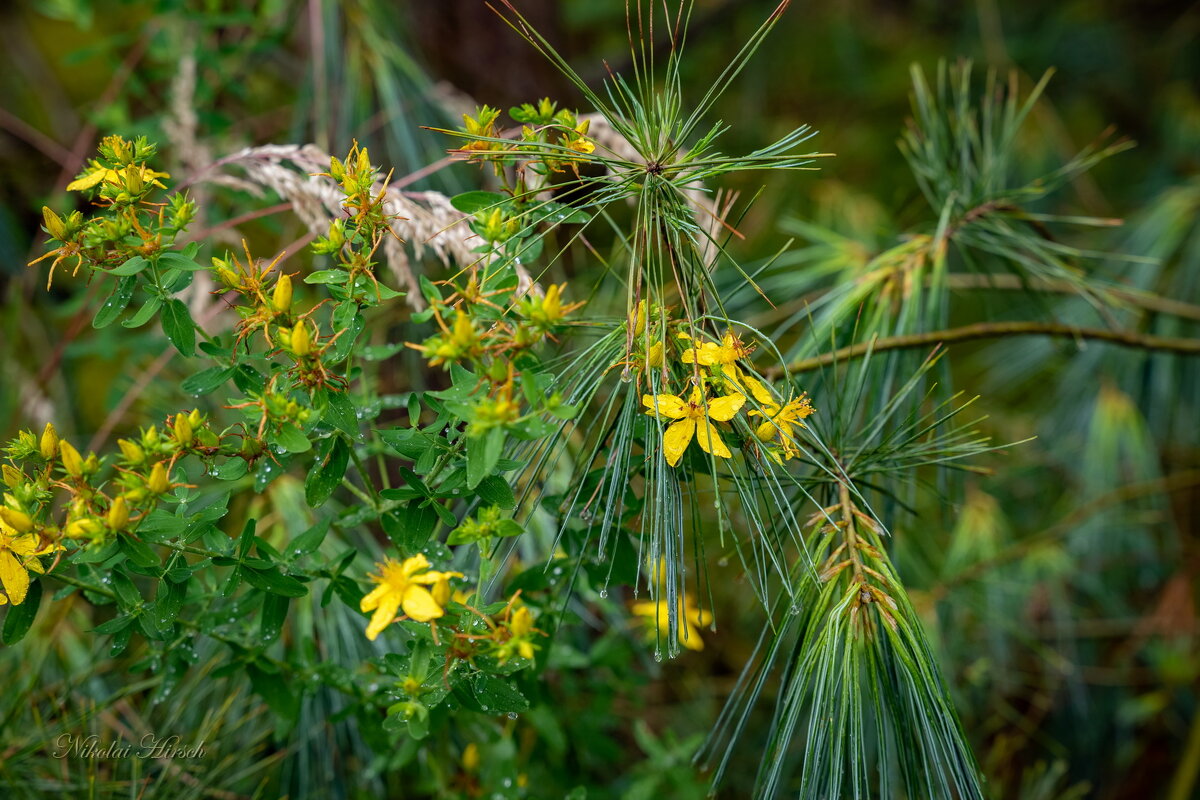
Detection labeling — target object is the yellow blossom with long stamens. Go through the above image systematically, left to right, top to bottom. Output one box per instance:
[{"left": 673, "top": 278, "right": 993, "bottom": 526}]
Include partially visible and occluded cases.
[
  {"left": 680, "top": 332, "right": 755, "bottom": 367},
  {"left": 642, "top": 385, "right": 745, "bottom": 467},
  {"left": 750, "top": 394, "right": 816, "bottom": 459},
  {"left": 359, "top": 554, "right": 463, "bottom": 641}
]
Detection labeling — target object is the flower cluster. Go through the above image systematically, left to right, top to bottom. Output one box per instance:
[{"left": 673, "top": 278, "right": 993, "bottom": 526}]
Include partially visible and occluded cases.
[
  {"left": 454, "top": 99, "right": 597, "bottom": 178},
  {"left": 31, "top": 134, "right": 194, "bottom": 289},
  {"left": 634, "top": 309, "right": 815, "bottom": 466},
  {"left": 0, "top": 411, "right": 245, "bottom": 603},
  {"left": 360, "top": 554, "right": 544, "bottom": 665}
]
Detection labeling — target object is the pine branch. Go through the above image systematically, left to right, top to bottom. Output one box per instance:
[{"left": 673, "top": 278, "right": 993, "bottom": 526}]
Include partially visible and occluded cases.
[{"left": 769, "top": 322, "right": 1200, "bottom": 377}]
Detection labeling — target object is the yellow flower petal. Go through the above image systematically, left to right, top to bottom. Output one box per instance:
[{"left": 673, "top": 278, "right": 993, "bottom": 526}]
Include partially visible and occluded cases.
[
  {"left": 66, "top": 169, "right": 110, "bottom": 192},
  {"left": 642, "top": 393, "right": 687, "bottom": 420},
  {"left": 704, "top": 394, "right": 745, "bottom": 422},
  {"left": 662, "top": 418, "right": 696, "bottom": 467},
  {"left": 694, "top": 419, "right": 732, "bottom": 459},
  {"left": 6, "top": 533, "right": 43, "bottom": 557},
  {"left": 0, "top": 550, "right": 30, "bottom": 606},
  {"left": 400, "top": 553, "right": 432, "bottom": 578},
  {"left": 409, "top": 568, "right": 464, "bottom": 586},
  {"left": 359, "top": 582, "right": 390, "bottom": 613},
  {"left": 401, "top": 585, "right": 444, "bottom": 622},
  {"left": 365, "top": 592, "right": 403, "bottom": 641},
  {"left": 679, "top": 623, "right": 705, "bottom": 651}
]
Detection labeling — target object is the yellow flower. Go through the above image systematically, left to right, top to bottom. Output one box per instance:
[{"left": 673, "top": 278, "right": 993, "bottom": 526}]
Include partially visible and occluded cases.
[
  {"left": 562, "top": 119, "right": 595, "bottom": 155},
  {"left": 66, "top": 162, "right": 169, "bottom": 193},
  {"left": 681, "top": 332, "right": 754, "bottom": 367},
  {"left": 642, "top": 385, "right": 745, "bottom": 467},
  {"left": 750, "top": 394, "right": 815, "bottom": 458},
  {"left": 0, "top": 517, "right": 56, "bottom": 606},
  {"left": 359, "top": 554, "right": 463, "bottom": 640},
  {"left": 630, "top": 595, "right": 714, "bottom": 652}
]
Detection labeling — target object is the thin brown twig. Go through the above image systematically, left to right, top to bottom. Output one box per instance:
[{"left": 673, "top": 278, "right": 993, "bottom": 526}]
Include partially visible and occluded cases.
[
  {"left": 0, "top": 108, "right": 72, "bottom": 164},
  {"left": 768, "top": 321, "right": 1200, "bottom": 378}
]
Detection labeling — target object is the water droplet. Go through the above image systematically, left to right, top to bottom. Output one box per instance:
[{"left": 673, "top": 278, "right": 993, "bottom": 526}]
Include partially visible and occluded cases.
[
  {"left": 619, "top": 367, "right": 632, "bottom": 383},
  {"left": 717, "top": 558, "right": 728, "bottom": 567},
  {"left": 552, "top": 567, "right": 562, "bottom": 576},
  {"left": 598, "top": 588, "right": 608, "bottom": 599},
  {"left": 653, "top": 647, "right": 662, "bottom": 663},
  {"left": 480, "top": 704, "right": 489, "bottom": 711},
  {"left": 506, "top": 713, "right": 517, "bottom": 720}
]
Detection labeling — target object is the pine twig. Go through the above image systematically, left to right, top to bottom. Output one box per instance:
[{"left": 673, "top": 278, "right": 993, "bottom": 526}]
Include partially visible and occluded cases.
[{"left": 769, "top": 322, "right": 1200, "bottom": 377}]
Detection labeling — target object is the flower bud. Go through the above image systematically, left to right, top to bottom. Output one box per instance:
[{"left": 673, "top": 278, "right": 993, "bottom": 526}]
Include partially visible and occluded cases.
[
  {"left": 42, "top": 207, "right": 68, "bottom": 240},
  {"left": 215, "top": 266, "right": 242, "bottom": 290},
  {"left": 272, "top": 273, "right": 293, "bottom": 313},
  {"left": 290, "top": 322, "right": 312, "bottom": 357},
  {"left": 188, "top": 408, "right": 202, "bottom": 427},
  {"left": 173, "top": 412, "right": 194, "bottom": 446},
  {"left": 39, "top": 423, "right": 60, "bottom": 460},
  {"left": 143, "top": 426, "right": 161, "bottom": 448},
  {"left": 118, "top": 438, "right": 145, "bottom": 465},
  {"left": 59, "top": 440, "right": 84, "bottom": 477},
  {"left": 148, "top": 462, "right": 170, "bottom": 494},
  {"left": 2, "top": 465, "right": 23, "bottom": 489},
  {"left": 106, "top": 495, "right": 129, "bottom": 530},
  {"left": 0, "top": 507, "right": 33, "bottom": 533},
  {"left": 66, "top": 518, "right": 104, "bottom": 540},
  {"left": 510, "top": 605, "right": 533, "bottom": 637}
]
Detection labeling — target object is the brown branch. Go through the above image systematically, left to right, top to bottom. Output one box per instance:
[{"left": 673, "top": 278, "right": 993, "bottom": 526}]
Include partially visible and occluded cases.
[{"left": 769, "top": 321, "right": 1200, "bottom": 377}]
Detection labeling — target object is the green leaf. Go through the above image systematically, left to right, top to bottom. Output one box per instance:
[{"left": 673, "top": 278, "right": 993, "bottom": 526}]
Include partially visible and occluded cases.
[
  {"left": 450, "top": 190, "right": 507, "bottom": 214},
  {"left": 157, "top": 251, "right": 205, "bottom": 271},
  {"left": 108, "top": 255, "right": 150, "bottom": 276},
  {"left": 305, "top": 269, "right": 349, "bottom": 285},
  {"left": 93, "top": 275, "right": 137, "bottom": 328},
  {"left": 122, "top": 295, "right": 162, "bottom": 328},
  {"left": 160, "top": 298, "right": 196, "bottom": 357},
  {"left": 329, "top": 301, "right": 364, "bottom": 362},
  {"left": 181, "top": 366, "right": 234, "bottom": 396},
  {"left": 321, "top": 390, "right": 360, "bottom": 438},
  {"left": 272, "top": 423, "right": 312, "bottom": 454},
  {"left": 466, "top": 427, "right": 505, "bottom": 489},
  {"left": 305, "top": 437, "right": 349, "bottom": 507},
  {"left": 212, "top": 458, "right": 249, "bottom": 481},
  {"left": 476, "top": 475, "right": 516, "bottom": 509},
  {"left": 382, "top": 502, "right": 438, "bottom": 554},
  {"left": 237, "top": 518, "right": 257, "bottom": 558},
  {"left": 289, "top": 519, "right": 330, "bottom": 559},
  {"left": 119, "top": 532, "right": 160, "bottom": 568},
  {"left": 242, "top": 567, "right": 308, "bottom": 598},
  {"left": 109, "top": 570, "right": 142, "bottom": 611},
  {"left": 154, "top": 579, "right": 187, "bottom": 627},
  {"left": 2, "top": 580, "right": 42, "bottom": 644},
  {"left": 260, "top": 594, "right": 289, "bottom": 642},
  {"left": 93, "top": 614, "right": 136, "bottom": 635},
  {"left": 247, "top": 663, "right": 299, "bottom": 723},
  {"left": 471, "top": 674, "right": 530, "bottom": 713}
]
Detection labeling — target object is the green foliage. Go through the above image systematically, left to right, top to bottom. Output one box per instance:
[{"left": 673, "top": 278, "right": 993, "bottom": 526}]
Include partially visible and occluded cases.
[{"left": 2, "top": 2, "right": 1198, "bottom": 799}]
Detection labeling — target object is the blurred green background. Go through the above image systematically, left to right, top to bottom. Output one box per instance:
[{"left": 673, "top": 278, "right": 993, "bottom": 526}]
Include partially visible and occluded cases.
[{"left": 1, "top": 2, "right": 1198, "bottom": 799}]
